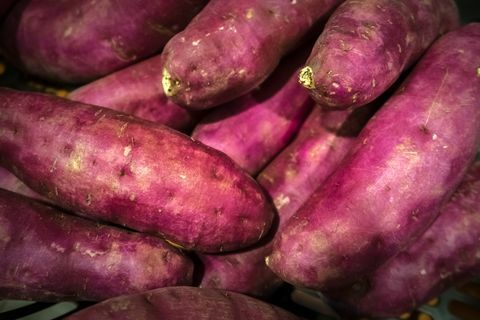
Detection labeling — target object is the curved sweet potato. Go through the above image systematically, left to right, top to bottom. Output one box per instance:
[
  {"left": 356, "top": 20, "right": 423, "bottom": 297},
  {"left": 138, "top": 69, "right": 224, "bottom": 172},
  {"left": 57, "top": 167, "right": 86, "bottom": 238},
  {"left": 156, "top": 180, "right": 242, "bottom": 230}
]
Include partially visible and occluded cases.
[
  {"left": 0, "top": 0, "right": 207, "bottom": 83},
  {"left": 161, "top": 0, "right": 344, "bottom": 109},
  {"left": 299, "top": 0, "right": 459, "bottom": 109},
  {"left": 267, "top": 23, "right": 480, "bottom": 290},
  {"left": 0, "top": 88, "right": 273, "bottom": 253},
  {"left": 328, "top": 161, "right": 480, "bottom": 317},
  {"left": 0, "top": 188, "right": 193, "bottom": 302},
  {"left": 65, "top": 286, "right": 302, "bottom": 320}
]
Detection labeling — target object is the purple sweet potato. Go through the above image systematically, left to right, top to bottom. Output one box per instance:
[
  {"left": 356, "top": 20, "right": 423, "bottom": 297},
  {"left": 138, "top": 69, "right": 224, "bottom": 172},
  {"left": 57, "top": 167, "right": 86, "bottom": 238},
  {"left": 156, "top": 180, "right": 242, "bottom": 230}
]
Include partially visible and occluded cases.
[
  {"left": 0, "top": 0, "right": 207, "bottom": 83},
  {"left": 161, "top": 0, "right": 344, "bottom": 109},
  {"left": 299, "top": 0, "right": 459, "bottom": 109},
  {"left": 267, "top": 23, "right": 480, "bottom": 290},
  {"left": 191, "top": 49, "right": 315, "bottom": 175},
  {"left": 68, "top": 55, "right": 200, "bottom": 133},
  {"left": 0, "top": 88, "right": 273, "bottom": 253},
  {"left": 198, "top": 105, "right": 376, "bottom": 297},
  {"left": 327, "top": 161, "right": 480, "bottom": 317},
  {"left": 0, "top": 166, "right": 47, "bottom": 202},
  {"left": 0, "top": 188, "right": 193, "bottom": 302},
  {"left": 65, "top": 286, "right": 303, "bottom": 320}
]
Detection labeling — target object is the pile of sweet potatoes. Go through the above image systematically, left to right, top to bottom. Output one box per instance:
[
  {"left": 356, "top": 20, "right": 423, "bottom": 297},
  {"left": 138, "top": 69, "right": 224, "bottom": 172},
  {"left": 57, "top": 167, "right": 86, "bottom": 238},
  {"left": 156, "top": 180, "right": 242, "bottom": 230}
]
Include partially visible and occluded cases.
[{"left": 0, "top": 0, "right": 479, "bottom": 318}]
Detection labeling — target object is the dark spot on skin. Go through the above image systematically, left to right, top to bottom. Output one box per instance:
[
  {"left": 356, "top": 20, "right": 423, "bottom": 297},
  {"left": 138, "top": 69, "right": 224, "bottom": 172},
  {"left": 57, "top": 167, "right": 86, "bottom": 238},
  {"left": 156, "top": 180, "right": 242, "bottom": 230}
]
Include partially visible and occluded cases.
[
  {"left": 420, "top": 125, "right": 429, "bottom": 134},
  {"left": 12, "top": 127, "right": 18, "bottom": 135},
  {"left": 63, "top": 144, "right": 73, "bottom": 155},
  {"left": 91, "top": 159, "right": 97, "bottom": 166},
  {"left": 119, "top": 167, "right": 126, "bottom": 177},
  {"left": 166, "top": 190, "right": 175, "bottom": 198},
  {"left": 214, "top": 208, "right": 223, "bottom": 216}
]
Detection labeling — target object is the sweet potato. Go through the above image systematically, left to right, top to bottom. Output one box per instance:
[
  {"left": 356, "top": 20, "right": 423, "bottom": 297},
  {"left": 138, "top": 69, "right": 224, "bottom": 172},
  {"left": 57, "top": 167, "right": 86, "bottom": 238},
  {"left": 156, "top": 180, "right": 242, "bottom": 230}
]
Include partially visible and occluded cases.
[
  {"left": 0, "top": 0, "right": 207, "bottom": 83},
  {"left": 161, "top": 0, "right": 344, "bottom": 109},
  {"left": 299, "top": 0, "right": 459, "bottom": 109},
  {"left": 267, "top": 23, "right": 480, "bottom": 290},
  {"left": 191, "top": 49, "right": 314, "bottom": 175},
  {"left": 68, "top": 55, "right": 200, "bottom": 133},
  {"left": 0, "top": 88, "right": 273, "bottom": 253},
  {"left": 198, "top": 105, "right": 376, "bottom": 297},
  {"left": 327, "top": 161, "right": 480, "bottom": 317},
  {"left": 0, "top": 166, "right": 47, "bottom": 202},
  {"left": 0, "top": 188, "right": 193, "bottom": 302},
  {"left": 65, "top": 286, "right": 302, "bottom": 320}
]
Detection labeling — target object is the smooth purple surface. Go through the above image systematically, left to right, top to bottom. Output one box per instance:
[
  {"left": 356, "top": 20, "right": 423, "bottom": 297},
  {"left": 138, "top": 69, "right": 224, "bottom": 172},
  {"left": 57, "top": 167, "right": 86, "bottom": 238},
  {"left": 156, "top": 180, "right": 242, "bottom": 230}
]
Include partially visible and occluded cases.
[
  {"left": 0, "top": 0, "right": 207, "bottom": 83},
  {"left": 161, "top": 0, "right": 344, "bottom": 109},
  {"left": 303, "top": 0, "right": 459, "bottom": 109},
  {"left": 267, "top": 23, "right": 480, "bottom": 290},
  {"left": 191, "top": 48, "right": 314, "bottom": 175},
  {"left": 68, "top": 55, "right": 200, "bottom": 133},
  {"left": 0, "top": 88, "right": 274, "bottom": 253},
  {"left": 197, "top": 105, "right": 376, "bottom": 296},
  {"left": 328, "top": 161, "right": 480, "bottom": 317},
  {"left": 0, "top": 188, "right": 193, "bottom": 302},
  {"left": 65, "top": 286, "right": 303, "bottom": 320}
]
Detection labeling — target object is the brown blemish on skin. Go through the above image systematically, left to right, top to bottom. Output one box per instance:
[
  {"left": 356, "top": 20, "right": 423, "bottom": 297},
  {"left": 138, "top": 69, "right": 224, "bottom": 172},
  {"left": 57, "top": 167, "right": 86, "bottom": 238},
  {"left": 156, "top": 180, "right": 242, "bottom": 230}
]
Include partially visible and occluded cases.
[{"left": 148, "top": 22, "right": 175, "bottom": 37}]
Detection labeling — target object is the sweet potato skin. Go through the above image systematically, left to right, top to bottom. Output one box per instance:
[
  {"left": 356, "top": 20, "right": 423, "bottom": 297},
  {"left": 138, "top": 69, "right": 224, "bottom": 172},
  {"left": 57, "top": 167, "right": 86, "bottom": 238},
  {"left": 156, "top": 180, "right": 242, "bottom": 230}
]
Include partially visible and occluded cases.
[
  {"left": 0, "top": 0, "right": 207, "bottom": 83},
  {"left": 161, "top": 0, "right": 344, "bottom": 109},
  {"left": 300, "top": 0, "right": 459, "bottom": 109},
  {"left": 267, "top": 23, "right": 480, "bottom": 290},
  {"left": 191, "top": 50, "right": 314, "bottom": 175},
  {"left": 68, "top": 55, "right": 199, "bottom": 133},
  {"left": 0, "top": 88, "right": 273, "bottom": 253},
  {"left": 198, "top": 105, "right": 376, "bottom": 296},
  {"left": 328, "top": 161, "right": 480, "bottom": 317},
  {"left": 0, "top": 166, "right": 47, "bottom": 202},
  {"left": 0, "top": 188, "right": 193, "bottom": 302},
  {"left": 65, "top": 286, "right": 302, "bottom": 320}
]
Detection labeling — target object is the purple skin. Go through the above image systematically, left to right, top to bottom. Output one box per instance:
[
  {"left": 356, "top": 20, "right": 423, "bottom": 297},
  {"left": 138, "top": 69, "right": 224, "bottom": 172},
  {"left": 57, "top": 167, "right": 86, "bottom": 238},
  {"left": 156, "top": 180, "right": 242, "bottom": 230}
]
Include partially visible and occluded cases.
[
  {"left": 0, "top": 0, "right": 207, "bottom": 83},
  {"left": 161, "top": 0, "right": 344, "bottom": 109},
  {"left": 299, "top": 0, "right": 459, "bottom": 109},
  {"left": 267, "top": 23, "right": 480, "bottom": 291},
  {"left": 191, "top": 48, "right": 315, "bottom": 175},
  {"left": 68, "top": 55, "right": 200, "bottom": 133},
  {"left": 0, "top": 88, "right": 274, "bottom": 253},
  {"left": 198, "top": 105, "right": 376, "bottom": 297},
  {"left": 327, "top": 161, "right": 480, "bottom": 318},
  {"left": 0, "top": 166, "right": 48, "bottom": 202},
  {"left": 0, "top": 188, "right": 194, "bottom": 302},
  {"left": 65, "top": 286, "right": 303, "bottom": 320}
]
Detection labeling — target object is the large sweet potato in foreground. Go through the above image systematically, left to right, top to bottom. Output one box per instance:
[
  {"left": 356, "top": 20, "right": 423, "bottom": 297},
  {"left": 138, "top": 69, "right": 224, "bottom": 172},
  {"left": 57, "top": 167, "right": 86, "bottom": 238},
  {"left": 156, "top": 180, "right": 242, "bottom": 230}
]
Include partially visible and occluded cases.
[
  {"left": 0, "top": 0, "right": 207, "bottom": 83},
  {"left": 161, "top": 0, "right": 344, "bottom": 109},
  {"left": 299, "top": 0, "right": 459, "bottom": 109},
  {"left": 267, "top": 23, "right": 480, "bottom": 290},
  {"left": 68, "top": 55, "right": 200, "bottom": 133},
  {"left": 0, "top": 88, "right": 273, "bottom": 253},
  {"left": 198, "top": 105, "right": 376, "bottom": 297},
  {"left": 328, "top": 161, "right": 480, "bottom": 317},
  {"left": 0, "top": 188, "right": 193, "bottom": 301},
  {"left": 65, "top": 286, "right": 302, "bottom": 320}
]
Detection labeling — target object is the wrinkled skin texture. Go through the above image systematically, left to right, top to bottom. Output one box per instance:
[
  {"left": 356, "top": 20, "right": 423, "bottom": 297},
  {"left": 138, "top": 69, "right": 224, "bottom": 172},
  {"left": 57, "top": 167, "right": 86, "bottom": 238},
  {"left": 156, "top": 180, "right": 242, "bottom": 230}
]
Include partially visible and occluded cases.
[
  {"left": 0, "top": 0, "right": 207, "bottom": 83},
  {"left": 161, "top": 0, "right": 344, "bottom": 109},
  {"left": 301, "top": 0, "right": 459, "bottom": 109},
  {"left": 267, "top": 24, "right": 480, "bottom": 290},
  {"left": 192, "top": 48, "right": 314, "bottom": 175},
  {"left": 68, "top": 55, "right": 200, "bottom": 133},
  {"left": 0, "top": 88, "right": 273, "bottom": 252},
  {"left": 198, "top": 105, "right": 377, "bottom": 297},
  {"left": 328, "top": 161, "right": 480, "bottom": 318},
  {"left": 0, "top": 188, "right": 193, "bottom": 302},
  {"left": 65, "top": 286, "right": 302, "bottom": 320}
]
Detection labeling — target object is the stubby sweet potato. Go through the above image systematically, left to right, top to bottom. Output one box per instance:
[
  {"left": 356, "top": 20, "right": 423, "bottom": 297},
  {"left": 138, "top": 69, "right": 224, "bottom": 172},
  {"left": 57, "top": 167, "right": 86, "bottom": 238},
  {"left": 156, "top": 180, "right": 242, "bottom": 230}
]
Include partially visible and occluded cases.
[
  {"left": 0, "top": 0, "right": 207, "bottom": 83},
  {"left": 161, "top": 0, "right": 344, "bottom": 109},
  {"left": 299, "top": 0, "right": 459, "bottom": 109},
  {"left": 267, "top": 23, "right": 480, "bottom": 290},
  {"left": 191, "top": 48, "right": 314, "bottom": 175},
  {"left": 68, "top": 55, "right": 199, "bottom": 133},
  {"left": 0, "top": 88, "right": 273, "bottom": 253},
  {"left": 198, "top": 105, "right": 376, "bottom": 297},
  {"left": 327, "top": 161, "right": 480, "bottom": 317},
  {"left": 0, "top": 166, "right": 47, "bottom": 202},
  {"left": 0, "top": 188, "right": 193, "bottom": 301},
  {"left": 65, "top": 286, "right": 302, "bottom": 320}
]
